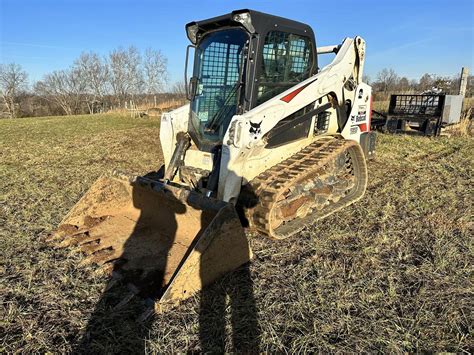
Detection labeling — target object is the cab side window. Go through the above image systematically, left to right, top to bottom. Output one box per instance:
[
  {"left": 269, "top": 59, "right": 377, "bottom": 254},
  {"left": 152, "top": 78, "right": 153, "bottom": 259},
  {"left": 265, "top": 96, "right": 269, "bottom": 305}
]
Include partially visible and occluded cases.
[{"left": 257, "top": 31, "right": 314, "bottom": 105}]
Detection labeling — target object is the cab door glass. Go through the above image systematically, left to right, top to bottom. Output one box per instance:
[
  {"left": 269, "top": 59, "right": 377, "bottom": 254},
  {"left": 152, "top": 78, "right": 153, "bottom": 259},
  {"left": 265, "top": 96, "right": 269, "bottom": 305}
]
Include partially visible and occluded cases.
[{"left": 257, "top": 31, "right": 313, "bottom": 105}]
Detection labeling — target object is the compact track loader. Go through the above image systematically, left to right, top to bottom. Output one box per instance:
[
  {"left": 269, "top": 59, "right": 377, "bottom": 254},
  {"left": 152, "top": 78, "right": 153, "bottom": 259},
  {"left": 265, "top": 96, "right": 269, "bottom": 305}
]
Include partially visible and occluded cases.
[{"left": 49, "top": 9, "right": 376, "bottom": 313}]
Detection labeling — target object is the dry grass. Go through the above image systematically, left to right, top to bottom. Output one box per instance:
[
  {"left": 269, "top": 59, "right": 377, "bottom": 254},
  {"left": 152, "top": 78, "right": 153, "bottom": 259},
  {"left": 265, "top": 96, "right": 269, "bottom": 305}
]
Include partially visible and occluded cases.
[
  {"left": 464, "top": 97, "right": 474, "bottom": 109},
  {"left": 108, "top": 99, "right": 187, "bottom": 116},
  {"left": 372, "top": 100, "right": 390, "bottom": 113},
  {"left": 443, "top": 107, "right": 473, "bottom": 137},
  {"left": 1, "top": 113, "right": 473, "bottom": 352}
]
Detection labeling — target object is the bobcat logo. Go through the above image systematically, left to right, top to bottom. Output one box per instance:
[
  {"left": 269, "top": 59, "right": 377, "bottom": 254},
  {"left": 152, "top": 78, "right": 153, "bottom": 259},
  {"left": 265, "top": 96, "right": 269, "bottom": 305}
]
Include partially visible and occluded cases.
[{"left": 249, "top": 121, "right": 262, "bottom": 138}]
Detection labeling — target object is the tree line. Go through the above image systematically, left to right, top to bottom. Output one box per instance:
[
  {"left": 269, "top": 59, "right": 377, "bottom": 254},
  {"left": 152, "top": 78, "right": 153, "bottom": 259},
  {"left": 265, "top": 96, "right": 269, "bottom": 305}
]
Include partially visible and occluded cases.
[
  {"left": 0, "top": 46, "right": 182, "bottom": 118},
  {"left": 0, "top": 56, "right": 471, "bottom": 118},
  {"left": 366, "top": 68, "right": 472, "bottom": 101}
]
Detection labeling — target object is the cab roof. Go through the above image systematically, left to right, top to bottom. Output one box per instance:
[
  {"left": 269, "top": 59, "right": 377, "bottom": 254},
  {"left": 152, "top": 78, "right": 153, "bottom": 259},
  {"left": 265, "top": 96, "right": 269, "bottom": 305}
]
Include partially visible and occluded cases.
[{"left": 185, "top": 9, "right": 315, "bottom": 44}]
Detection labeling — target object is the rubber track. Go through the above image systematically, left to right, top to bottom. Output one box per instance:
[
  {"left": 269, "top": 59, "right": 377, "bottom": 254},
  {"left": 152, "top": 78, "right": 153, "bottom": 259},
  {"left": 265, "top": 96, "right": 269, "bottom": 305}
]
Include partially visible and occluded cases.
[{"left": 247, "top": 137, "right": 367, "bottom": 239}]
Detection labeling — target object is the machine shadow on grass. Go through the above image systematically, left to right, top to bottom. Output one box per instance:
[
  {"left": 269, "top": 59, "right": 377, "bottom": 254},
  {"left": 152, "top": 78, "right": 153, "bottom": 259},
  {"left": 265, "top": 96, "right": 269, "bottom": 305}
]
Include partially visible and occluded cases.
[
  {"left": 74, "top": 177, "right": 260, "bottom": 353},
  {"left": 198, "top": 177, "right": 261, "bottom": 352},
  {"left": 74, "top": 182, "right": 187, "bottom": 353},
  {"left": 198, "top": 202, "right": 261, "bottom": 352},
  {"left": 199, "top": 263, "right": 260, "bottom": 352}
]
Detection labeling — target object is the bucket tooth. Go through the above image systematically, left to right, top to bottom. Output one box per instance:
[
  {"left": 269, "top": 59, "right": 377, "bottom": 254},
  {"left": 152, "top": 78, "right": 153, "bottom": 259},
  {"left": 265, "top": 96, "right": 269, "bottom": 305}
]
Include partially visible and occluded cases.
[
  {"left": 46, "top": 224, "right": 78, "bottom": 243},
  {"left": 59, "top": 229, "right": 100, "bottom": 247},
  {"left": 57, "top": 232, "right": 86, "bottom": 247},
  {"left": 79, "top": 240, "right": 107, "bottom": 255},
  {"left": 80, "top": 247, "right": 122, "bottom": 266}
]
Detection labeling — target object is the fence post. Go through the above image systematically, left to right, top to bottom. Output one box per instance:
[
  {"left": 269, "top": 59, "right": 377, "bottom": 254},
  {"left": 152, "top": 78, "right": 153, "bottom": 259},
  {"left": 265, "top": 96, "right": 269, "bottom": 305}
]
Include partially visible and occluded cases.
[{"left": 458, "top": 67, "right": 469, "bottom": 97}]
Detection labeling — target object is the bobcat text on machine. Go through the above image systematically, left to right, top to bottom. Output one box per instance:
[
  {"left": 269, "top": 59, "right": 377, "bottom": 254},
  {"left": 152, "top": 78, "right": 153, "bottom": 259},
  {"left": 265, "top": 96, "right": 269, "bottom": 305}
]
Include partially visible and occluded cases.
[{"left": 50, "top": 9, "right": 376, "bottom": 314}]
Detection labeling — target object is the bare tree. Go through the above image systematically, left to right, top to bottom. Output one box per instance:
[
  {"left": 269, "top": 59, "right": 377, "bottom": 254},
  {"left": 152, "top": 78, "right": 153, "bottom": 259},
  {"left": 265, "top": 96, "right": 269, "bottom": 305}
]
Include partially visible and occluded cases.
[
  {"left": 33, "top": 46, "right": 170, "bottom": 115},
  {"left": 108, "top": 46, "right": 144, "bottom": 106},
  {"left": 143, "top": 48, "right": 168, "bottom": 94},
  {"left": 74, "top": 52, "right": 109, "bottom": 113},
  {"left": 0, "top": 63, "right": 28, "bottom": 118},
  {"left": 376, "top": 68, "right": 399, "bottom": 93},
  {"left": 34, "top": 69, "right": 86, "bottom": 115},
  {"left": 418, "top": 73, "right": 433, "bottom": 92},
  {"left": 362, "top": 74, "right": 371, "bottom": 85},
  {"left": 432, "top": 75, "right": 455, "bottom": 93},
  {"left": 398, "top": 77, "right": 410, "bottom": 92},
  {"left": 172, "top": 80, "right": 187, "bottom": 98}
]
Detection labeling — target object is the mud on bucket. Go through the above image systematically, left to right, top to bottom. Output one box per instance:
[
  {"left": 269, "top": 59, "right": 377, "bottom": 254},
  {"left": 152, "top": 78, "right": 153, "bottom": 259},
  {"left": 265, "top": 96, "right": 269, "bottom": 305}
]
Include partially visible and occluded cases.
[{"left": 50, "top": 172, "right": 250, "bottom": 312}]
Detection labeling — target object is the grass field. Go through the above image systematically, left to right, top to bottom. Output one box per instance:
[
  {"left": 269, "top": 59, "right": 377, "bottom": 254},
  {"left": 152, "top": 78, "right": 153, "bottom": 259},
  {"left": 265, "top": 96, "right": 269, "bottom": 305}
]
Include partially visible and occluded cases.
[{"left": 1, "top": 113, "right": 473, "bottom": 353}]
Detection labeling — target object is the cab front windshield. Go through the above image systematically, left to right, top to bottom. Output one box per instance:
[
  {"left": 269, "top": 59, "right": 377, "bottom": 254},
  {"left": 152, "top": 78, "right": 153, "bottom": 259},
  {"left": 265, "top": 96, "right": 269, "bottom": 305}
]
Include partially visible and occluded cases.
[{"left": 189, "top": 28, "right": 248, "bottom": 146}]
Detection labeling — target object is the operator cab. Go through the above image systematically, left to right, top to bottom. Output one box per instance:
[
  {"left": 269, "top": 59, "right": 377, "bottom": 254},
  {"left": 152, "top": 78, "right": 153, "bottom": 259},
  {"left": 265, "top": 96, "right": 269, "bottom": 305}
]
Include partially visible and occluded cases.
[{"left": 185, "top": 9, "right": 317, "bottom": 151}]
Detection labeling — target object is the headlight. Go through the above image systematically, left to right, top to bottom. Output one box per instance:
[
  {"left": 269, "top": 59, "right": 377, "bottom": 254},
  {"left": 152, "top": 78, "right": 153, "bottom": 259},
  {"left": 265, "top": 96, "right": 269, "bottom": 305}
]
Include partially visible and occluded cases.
[
  {"left": 232, "top": 11, "right": 255, "bottom": 33},
  {"left": 186, "top": 23, "right": 199, "bottom": 44}
]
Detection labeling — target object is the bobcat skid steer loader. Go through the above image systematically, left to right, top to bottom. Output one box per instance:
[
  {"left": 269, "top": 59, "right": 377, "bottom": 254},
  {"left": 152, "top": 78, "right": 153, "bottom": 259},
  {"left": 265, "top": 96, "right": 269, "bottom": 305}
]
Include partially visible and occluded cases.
[{"left": 49, "top": 9, "right": 376, "bottom": 314}]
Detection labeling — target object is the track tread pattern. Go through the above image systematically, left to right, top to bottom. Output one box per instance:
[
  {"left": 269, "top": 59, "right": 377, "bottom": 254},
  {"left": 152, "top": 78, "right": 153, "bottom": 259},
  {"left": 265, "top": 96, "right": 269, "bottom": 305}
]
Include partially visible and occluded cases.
[{"left": 247, "top": 137, "right": 367, "bottom": 239}]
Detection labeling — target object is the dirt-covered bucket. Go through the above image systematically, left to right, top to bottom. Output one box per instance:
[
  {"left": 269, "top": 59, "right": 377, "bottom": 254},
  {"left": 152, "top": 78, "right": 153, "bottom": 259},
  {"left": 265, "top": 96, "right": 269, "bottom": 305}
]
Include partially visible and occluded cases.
[{"left": 48, "top": 171, "right": 250, "bottom": 313}]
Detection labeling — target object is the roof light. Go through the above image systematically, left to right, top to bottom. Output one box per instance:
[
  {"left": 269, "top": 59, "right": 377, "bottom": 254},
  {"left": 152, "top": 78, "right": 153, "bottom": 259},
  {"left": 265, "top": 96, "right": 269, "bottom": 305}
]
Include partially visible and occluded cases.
[
  {"left": 232, "top": 11, "right": 255, "bottom": 33},
  {"left": 186, "top": 23, "right": 199, "bottom": 44}
]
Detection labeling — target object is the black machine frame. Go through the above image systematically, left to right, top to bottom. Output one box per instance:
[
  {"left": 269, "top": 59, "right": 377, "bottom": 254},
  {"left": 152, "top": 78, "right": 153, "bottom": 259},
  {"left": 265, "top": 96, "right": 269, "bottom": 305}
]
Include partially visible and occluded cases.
[{"left": 372, "top": 94, "right": 446, "bottom": 136}]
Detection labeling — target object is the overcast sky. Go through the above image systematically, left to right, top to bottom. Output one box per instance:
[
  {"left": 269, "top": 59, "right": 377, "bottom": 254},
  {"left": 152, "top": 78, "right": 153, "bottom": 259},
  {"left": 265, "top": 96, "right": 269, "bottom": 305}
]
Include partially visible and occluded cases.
[{"left": 1, "top": 0, "right": 473, "bottom": 87}]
